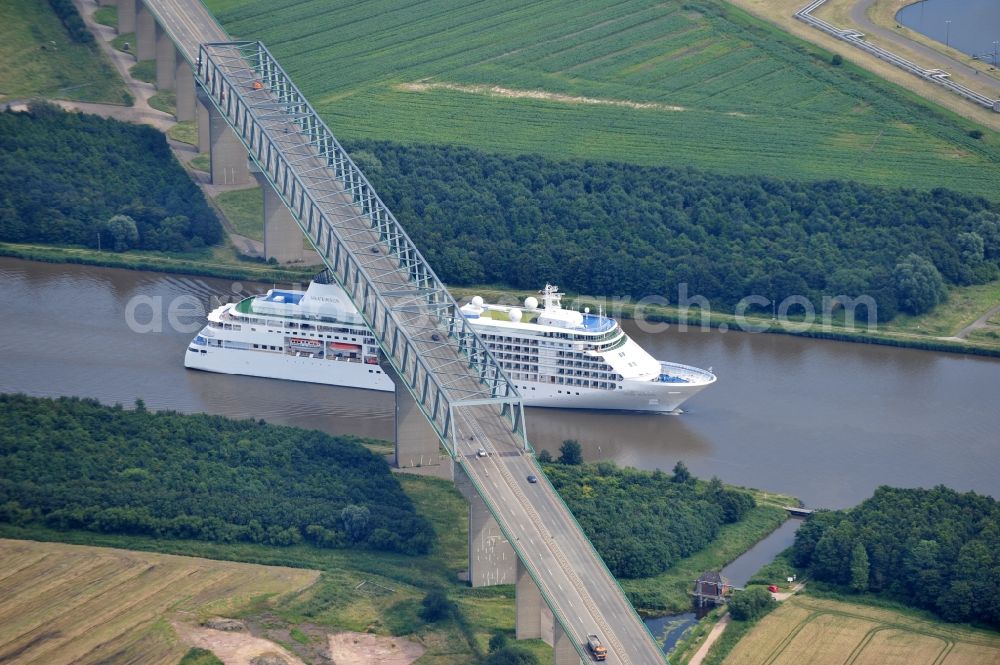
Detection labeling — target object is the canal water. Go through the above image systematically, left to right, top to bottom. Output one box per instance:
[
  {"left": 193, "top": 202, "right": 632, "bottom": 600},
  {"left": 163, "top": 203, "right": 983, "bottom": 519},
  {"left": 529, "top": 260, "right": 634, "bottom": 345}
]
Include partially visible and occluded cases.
[
  {"left": 897, "top": 0, "right": 1000, "bottom": 60},
  {"left": 1, "top": 257, "right": 997, "bottom": 511},
  {"left": 643, "top": 518, "right": 803, "bottom": 651}
]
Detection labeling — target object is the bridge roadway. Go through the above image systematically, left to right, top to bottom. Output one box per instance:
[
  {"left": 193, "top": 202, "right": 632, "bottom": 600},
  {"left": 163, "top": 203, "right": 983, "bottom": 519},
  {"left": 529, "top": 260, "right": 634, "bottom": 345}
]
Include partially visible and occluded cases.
[{"left": 143, "top": 1, "right": 665, "bottom": 662}]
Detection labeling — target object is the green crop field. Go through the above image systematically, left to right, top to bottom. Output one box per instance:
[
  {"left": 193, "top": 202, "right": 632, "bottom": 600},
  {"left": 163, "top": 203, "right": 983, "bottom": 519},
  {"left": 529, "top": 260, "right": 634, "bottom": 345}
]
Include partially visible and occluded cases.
[
  {"left": 0, "top": 0, "right": 129, "bottom": 104},
  {"left": 204, "top": 0, "right": 998, "bottom": 199}
]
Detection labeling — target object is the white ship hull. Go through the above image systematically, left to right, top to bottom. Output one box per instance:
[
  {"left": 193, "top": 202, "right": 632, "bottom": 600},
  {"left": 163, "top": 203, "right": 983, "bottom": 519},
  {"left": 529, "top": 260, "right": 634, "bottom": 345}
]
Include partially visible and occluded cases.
[
  {"left": 183, "top": 279, "right": 715, "bottom": 413},
  {"left": 185, "top": 344, "right": 704, "bottom": 412},
  {"left": 184, "top": 345, "right": 394, "bottom": 392},
  {"left": 513, "top": 364, "right": 711, "bottom": 413}
]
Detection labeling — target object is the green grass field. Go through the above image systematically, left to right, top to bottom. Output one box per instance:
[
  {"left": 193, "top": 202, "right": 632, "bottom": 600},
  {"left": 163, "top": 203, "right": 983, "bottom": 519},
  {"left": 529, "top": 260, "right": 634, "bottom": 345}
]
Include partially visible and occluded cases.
[
  {"left": 0, "top": 0, "right": 129, "bottom": 104},
  {"left": 204, "top": 0, "right": 998, "bottom": 199},
  {"left": 93, "top": 5, "right": 117, "bottom": 29},
  {"left": 148, "top": 90, "right": 176, "bottom": 115},
  {"left": 169, "top": 120, "right": 198, "bottom": 145},
  {"left": 215, "top": 187, "right": 263, "bottom": 241}
]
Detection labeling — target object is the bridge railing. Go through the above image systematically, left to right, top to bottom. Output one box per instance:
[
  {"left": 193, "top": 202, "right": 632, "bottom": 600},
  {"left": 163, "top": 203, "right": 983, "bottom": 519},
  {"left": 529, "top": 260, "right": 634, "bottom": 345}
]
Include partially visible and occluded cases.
[{"left": 196, "top": 41, "right": 526, "bottom": 452}]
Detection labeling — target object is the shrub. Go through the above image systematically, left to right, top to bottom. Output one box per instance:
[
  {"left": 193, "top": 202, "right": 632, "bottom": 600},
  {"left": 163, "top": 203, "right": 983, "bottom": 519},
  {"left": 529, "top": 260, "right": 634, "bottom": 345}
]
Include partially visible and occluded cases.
[
  {"left": 728, "top": 586, "right": 776, "bottom": 621},
  {"left": 419, "top": 588, "right": 454, "bottom": 622}
]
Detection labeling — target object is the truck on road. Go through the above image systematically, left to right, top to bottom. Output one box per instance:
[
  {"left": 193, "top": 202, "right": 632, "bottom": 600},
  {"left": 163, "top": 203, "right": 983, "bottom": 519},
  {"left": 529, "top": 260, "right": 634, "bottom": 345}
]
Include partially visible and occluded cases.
[{"left": 587, "top": 634, "right": 607, "bottom": 661}]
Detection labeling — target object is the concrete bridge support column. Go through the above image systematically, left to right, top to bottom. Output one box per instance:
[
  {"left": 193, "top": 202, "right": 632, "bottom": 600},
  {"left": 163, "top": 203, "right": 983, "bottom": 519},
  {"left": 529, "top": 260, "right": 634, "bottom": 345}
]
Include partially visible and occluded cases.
[
  {"left": 99, "top": 0, "right": 116, "bottom": 6},
  {"left": 117, "top": 0, "right": 136, "bottom": 35},
  {"left": 135, "top": 2, "right": 156, "bottom": 61},
  {"left": 155, "top": 24, "right": 176, "bottom": 91},
  {"left": 175, "top": 59, "right": 196, "bottom": 121},
  {"left": 196, "top": 93, "right": 210, "bottom": 153},
  {"left": 207, "top": 97, "right": 250, "bottom": 186},
  {"left": 252, "top": 171, "right": 305, "bottom": 264},
  {"left": 387, "top": 370, "right": 450, "bottom": 472},
  {"left": 456, "top": 466, "right": 516, "bottom": 587},
  {"left": 515, "top": 558, "right": 555, "bottom": 644},
  {"left": 516, "top": 558, "right": 542, "bottom": 639},
  {"left": 553, "top": 623, "right": 584, "bottom": 665}
]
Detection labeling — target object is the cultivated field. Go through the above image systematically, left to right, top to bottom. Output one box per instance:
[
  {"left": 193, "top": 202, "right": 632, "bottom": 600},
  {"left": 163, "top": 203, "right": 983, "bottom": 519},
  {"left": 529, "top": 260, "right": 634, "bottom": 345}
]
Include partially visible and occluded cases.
[
  {"left": 0, "top": 0, "right": 128, "bottom": 104},
  {"left": 204, "top": 0, "right": 998, "bottom": 199},
  {"left": 0, "top": 539, "right": 318, "bottom": 665},
  {"left": 722, "top": 596, "right": 1000, "bottom": 665}
]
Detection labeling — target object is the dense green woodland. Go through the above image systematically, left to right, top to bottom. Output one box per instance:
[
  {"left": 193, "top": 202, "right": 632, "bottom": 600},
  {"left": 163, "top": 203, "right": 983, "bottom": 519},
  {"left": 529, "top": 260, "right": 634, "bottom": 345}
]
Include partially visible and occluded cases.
[
  {"left": 2, "top": 101, "right": 996, "bottom": 322},
  {"left": 0, "top": 104, "right": 221, "bottom": 252},
  {"left": 349, "top": 140, "right": 1000, "bottom": 319},
  {"left": 0, "top": 395, "right": 433, "bottom": 555},
  {"left": 543, "top": 461, "right": 754, "bottom": 579},
  {"left": 793, "top": 486, "right": 1000, "bottom": 628}
]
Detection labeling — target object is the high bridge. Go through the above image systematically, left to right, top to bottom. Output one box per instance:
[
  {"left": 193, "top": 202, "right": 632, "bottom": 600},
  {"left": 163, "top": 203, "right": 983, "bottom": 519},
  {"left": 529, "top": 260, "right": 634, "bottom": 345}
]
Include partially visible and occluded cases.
[{"left": 109, "top": 1, "right": 666, "bottom": 662}]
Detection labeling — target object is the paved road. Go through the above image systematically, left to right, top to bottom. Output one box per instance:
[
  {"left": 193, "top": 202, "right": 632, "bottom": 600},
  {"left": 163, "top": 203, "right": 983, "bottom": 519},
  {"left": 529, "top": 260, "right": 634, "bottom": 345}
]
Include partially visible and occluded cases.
[
  {"left": 143, "top": 0, "right": 228, "bottom": 65},
  {"left": 850, "top": 0, "right": 1000, "bottom": 97},
  {"left": 148, "top": 3, "right": 666, "bottom": 662}
]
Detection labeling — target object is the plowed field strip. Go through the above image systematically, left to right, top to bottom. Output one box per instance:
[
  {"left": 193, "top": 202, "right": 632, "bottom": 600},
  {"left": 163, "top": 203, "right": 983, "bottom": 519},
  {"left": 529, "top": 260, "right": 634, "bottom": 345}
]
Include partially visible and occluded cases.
[
  {"left": 0, "top": 558, "right": 138, "bottom": 624},
  {"left": 2, "top": 566, "right": 207, "bottom": 664}
]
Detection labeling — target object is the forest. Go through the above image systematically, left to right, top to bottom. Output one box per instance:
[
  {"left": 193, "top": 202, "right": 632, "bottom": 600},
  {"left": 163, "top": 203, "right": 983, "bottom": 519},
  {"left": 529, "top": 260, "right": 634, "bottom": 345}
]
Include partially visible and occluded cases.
[
  {"left": 0, "top": 104, "right": 222, "bottom": 252},
  {"left": 349, "top": 140, "right": 1000, "bottom": 320},
  {"left": 0, "top": 394, "right": 433, "bottom": 555},
  {"left": 543, "top": 459, "right": 755, "bottom": 579},
  {"left": 792, "top": 485, "right": 1000, "bottom": 628}
]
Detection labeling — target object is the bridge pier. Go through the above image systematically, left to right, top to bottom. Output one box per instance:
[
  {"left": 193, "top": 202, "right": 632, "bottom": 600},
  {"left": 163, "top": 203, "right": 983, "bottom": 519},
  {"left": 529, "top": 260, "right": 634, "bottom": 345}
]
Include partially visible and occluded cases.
[
  {"left": 116, "top": 0, "right": 136, "bottom": 35},
  {"left": 135, "top": 2, "right": 156, "bottom": 61},
  {"left": 155, "top": 23, "right": 175, "bottom": 91},
  {"left": 175, "top": 59, "right": 196, "bottom": 121},
  {"left": 203, "top": 91, "right": 250, "bottom": 186},
  {"left": 197, "top": 92, "right": 210, "bottom": 153},
  {"left": 252, "top": 171, "right": 305, "bottom": 263},
  {"left": 387, "top": 370, "right": 451, "bottom": 473},
  {"left": 456, "top": 466, "right": 516, "bottom": 587},
  {"left": 516, "top": 558, "right": 552, "bottom": 640},
  {"left": 554, "top": 622, "right": 584, "bottom": 665}
]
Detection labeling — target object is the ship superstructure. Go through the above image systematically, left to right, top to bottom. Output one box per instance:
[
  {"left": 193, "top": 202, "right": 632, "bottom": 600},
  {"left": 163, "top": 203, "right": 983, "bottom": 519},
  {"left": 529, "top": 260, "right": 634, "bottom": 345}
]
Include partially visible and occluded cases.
[
  {"left": 184, "top": 277, "right": 392, "bottom": 391},
  {"left": 185, "top": 280, "right": 715, "bottom": 412},
  {"left": 458, "top": 285, "right": 715, "bottom": 412}
]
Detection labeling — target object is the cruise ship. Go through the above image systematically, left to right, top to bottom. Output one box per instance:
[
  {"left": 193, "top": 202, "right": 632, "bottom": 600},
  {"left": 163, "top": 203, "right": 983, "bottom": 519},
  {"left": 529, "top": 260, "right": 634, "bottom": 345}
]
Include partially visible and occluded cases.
[{"left": 185, "top": 276, "right": 716, "bottom": 412}]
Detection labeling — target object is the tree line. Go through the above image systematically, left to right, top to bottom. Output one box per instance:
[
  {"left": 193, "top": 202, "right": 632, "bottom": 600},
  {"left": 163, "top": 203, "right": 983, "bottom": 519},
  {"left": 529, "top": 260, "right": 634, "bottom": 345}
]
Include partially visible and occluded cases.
[
  {"left": 48, "top": 0, "right": 94, "bottom": 45},
  {"left": 0, "top": 103, "right": 222, "bottom": 253},
  {"left": 348, "top": 140, "right": 1000, "bottom": 320},
  {"left": 0, "top": 394, "right": 433, "bottom": 555},
  {"left": 542, "top": 455, "right": 755, "bottom": 579},
  {"left": 792, "top": 485, "right": 1000, "bottom": 627}
]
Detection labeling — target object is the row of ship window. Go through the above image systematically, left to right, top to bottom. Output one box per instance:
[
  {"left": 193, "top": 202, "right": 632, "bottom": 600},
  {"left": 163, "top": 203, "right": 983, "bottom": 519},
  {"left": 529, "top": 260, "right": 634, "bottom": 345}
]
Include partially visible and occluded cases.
[
  {"left": 212, "top": 319, "right": 374, "bottom": 346},
  {"left": 481, "top": 333, "right": 625, "bottom": 355},
  {"left": 506, "top": 373, "right": 621, "bottom": 390}
]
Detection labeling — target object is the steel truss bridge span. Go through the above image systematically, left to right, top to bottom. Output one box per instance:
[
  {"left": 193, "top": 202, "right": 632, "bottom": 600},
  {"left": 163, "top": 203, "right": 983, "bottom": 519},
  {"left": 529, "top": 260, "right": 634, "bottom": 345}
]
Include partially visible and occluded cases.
[{"left": 196, "top": 40, "right": 665, "bottom": 664}]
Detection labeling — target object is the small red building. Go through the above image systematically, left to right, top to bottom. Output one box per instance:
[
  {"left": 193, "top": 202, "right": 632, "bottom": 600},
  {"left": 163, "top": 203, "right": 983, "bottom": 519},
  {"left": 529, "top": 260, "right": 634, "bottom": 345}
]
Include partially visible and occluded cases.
[{"left": 692, "top": 571, "right": 732, "bottom": 607}]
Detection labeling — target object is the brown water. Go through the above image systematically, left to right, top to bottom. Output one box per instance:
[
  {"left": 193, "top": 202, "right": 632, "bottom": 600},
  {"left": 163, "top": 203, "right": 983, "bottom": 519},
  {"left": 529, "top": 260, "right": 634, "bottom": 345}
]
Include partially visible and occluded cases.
[{"left": 1, "top": 257, "right": 997, "bottom": 509}]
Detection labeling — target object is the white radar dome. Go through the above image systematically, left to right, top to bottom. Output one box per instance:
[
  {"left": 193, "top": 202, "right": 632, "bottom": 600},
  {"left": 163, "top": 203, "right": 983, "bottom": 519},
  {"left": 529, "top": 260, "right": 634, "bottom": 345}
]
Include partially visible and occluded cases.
[
  {"left": 471, "top": 295, "right": 484, "bottom": 307},
  {"left": 524, "top": 296, "right": 539, "bottom": 310},
  {"left": 508, "top": 308, "right": 523, "bottom": 323}
]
